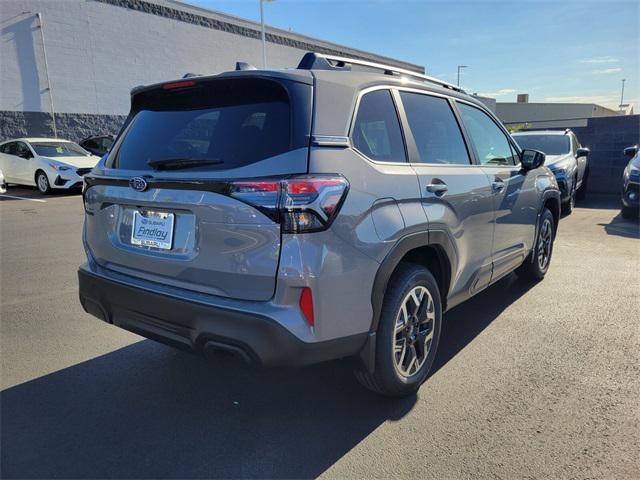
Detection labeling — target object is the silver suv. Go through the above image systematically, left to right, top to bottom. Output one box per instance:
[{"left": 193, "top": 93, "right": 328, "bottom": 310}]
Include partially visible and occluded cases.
[{"left": 79, "top": 53, "right": 561, "bottom": 396}]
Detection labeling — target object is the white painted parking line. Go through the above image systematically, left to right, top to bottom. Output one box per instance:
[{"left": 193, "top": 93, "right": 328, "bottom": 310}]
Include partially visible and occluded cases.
[{"left": 0, "top": 194, "right": 46, "bottom": 203}]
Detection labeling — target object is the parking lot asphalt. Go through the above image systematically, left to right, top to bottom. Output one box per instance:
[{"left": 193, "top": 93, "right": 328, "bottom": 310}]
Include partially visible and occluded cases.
[{"left": 1, "top": 186, "right": 639, "bottom": 479}]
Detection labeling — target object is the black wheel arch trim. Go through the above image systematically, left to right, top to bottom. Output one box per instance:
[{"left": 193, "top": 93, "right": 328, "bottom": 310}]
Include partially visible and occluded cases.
[
  {"left": 359, "top": 229, "right": 457, "bottom": 373},
  {"left": 369, "top": 229, "right": 457, "bottom": 334}
]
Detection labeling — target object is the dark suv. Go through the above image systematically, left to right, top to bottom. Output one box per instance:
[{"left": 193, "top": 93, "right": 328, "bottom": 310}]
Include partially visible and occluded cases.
[
  {"left": 79, "top": 53, "right": 560, "bottom": 396},
  {"left": 512, "top": 129, "right": 589, "bottom": 214}
]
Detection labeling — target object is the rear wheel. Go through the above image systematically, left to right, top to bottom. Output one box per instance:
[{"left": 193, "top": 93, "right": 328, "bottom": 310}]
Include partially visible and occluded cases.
[
  {"left": 36, "top": 170, "right": 51, "bottom": 195},
  {"left": 516, "top": 208, "right": 555, "bottom": 282},
  {"left": 355, "top": 263, "right": 442, "bottom": 397}
]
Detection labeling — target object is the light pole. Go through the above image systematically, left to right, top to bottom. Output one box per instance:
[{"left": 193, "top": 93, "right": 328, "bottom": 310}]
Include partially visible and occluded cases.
[
  {"left": 260, "top": 0, "right": 274, "bottom": 69},
  {"left": 457, "top": 65, "right": 468, "bottom": 87},
  {"left": 620, "top": 78, "right": 626, "bottom": 108}
]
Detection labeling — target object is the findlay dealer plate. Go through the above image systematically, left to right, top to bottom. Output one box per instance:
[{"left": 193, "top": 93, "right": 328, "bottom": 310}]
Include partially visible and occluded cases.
[{"left": 131, "top": 210, "right": 175, "bottom": 250}]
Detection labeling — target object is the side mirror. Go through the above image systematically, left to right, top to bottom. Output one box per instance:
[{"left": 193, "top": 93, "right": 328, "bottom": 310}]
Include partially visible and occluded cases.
[
  {"left": 624, "top": 145, "right": 638, "bottom": 158},
  {"left": 576, "top": 147, "right": 590, "bottom": 157},
  {"left": 521, "top": 149, "right": 545, "bottom": 171}
]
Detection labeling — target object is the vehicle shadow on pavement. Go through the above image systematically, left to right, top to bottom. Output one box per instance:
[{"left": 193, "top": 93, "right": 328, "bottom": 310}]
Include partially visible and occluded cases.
[
  {"left": 0, "top": 186, "right": 82, "bottom": 200},
  {"left": 599, "top": 214, "right": 640, "bottom": 239},
  {"left": 432, "top": 273, "right": 533, "bottom": 376},
  {"left": 1, "top": 275, "right": 533, "bottom": 479}
]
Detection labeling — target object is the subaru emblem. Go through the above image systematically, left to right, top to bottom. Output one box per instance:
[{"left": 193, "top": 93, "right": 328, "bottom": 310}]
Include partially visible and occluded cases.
[{"left": 129, "top": 177, "right": 148, "bottom": 192}]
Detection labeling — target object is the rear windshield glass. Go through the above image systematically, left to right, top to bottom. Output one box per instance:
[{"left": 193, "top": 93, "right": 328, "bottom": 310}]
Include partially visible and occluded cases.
[
  {"left": 112, "top": 79, "right": 291, "bottom": 171},
  {"left": 513, "top": 134, "right": 570, "bottom": 155},
  {"left": 31, "top": 142, "right": 89, "bottom": 157}
]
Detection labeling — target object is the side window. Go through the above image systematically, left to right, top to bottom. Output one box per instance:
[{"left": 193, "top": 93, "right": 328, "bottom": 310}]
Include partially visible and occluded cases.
[
  {"left": 352, "top": 90, "right": 406, "bottom": 163},
  {"left": 400, "top": 92, "right": 470, "bottom": 165},
  {"left": 457, "top": 103, "right": 517, "bottom": 166},
  {"left": 102, "top": 137, "right": 114, "bottom": 151},
  {"left": 83, "top": 139, "right": 99, "bottom": 150},
  {"left": 2, "top": 142, "right": 16, "bottom": 155},
  {"left": 15, "top": 142, "right": 32, "bottom": 159}
]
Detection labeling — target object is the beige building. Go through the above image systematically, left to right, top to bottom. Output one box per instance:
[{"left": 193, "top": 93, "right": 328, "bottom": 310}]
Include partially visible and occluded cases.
[{"left": 496, "top": 98, "right": 621, "bottom": 129}]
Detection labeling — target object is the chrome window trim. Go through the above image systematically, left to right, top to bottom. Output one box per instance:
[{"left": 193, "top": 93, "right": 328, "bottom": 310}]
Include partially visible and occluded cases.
[
  {"left": 348, "top": 84, "right": 495, "bottom": 168},
  {"left": 348, "top": 85, "right": 412, "bottom": 166}
]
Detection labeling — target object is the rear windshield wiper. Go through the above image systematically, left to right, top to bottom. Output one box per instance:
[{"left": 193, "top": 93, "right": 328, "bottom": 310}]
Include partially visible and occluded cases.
[{"left": 147, "top": 157, "right": 224, "bottom": 171}]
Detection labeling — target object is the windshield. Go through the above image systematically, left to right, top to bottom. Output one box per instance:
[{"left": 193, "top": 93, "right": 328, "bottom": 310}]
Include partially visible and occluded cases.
[
  {"left": 112, "top": 79, "right": 292, "bottom": 171},
  {"left": 513, "top": 134, "right": 570, "bottom": 155},
  {"left": 31, "top": 142, "right": 89, "bottom": 157}
]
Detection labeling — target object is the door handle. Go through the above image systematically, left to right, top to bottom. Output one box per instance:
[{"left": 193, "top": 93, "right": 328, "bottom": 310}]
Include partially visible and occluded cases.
[
  {"left": 492, "top": 179, "right": 505, "bottom": 193},
  {"left": 426, "top": 181, "right": 448, "bottom": 194}
]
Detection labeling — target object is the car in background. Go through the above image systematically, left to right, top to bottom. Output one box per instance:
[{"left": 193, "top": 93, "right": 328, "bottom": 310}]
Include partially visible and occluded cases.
[
  {"left": 512, "top": 130, "right": 589, "bottom": 214},
  {"left": 80, "top": 135, "right": 115, "bottom": 157},
  {"left": 0, "top": 138, "right": 101, "bottom": 194},
  {"left": 621, "top": 145, "right": 639, "bottom": 219},
  {"left": 0, "top": 168, "right": 6, "bottom": 194}
]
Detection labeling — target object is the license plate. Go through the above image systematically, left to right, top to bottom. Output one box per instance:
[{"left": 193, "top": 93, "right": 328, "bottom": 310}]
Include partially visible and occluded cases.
[{"left": 131, "top": 210, "right": 175, "bottom": 250}]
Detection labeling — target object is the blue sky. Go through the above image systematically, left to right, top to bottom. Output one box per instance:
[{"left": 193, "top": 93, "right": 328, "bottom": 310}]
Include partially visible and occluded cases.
[{"left": 187, "top": 0, "right": 639, "bottom": 110}]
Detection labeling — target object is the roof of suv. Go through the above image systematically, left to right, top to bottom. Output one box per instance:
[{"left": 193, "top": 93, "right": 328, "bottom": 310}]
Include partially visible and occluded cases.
[{"left": 131, "top": 52, "right": 482, "bottom": 106}]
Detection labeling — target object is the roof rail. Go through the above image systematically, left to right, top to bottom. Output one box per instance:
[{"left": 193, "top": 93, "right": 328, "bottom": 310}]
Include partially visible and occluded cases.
[{"left": 297, "top": 52, "right": 465, "bottom": 93}]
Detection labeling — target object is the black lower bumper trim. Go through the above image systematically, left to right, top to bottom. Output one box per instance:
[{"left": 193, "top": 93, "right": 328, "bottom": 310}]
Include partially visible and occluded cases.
[{"left": 78, "top": 268, "right": 366, "bottom": 367}]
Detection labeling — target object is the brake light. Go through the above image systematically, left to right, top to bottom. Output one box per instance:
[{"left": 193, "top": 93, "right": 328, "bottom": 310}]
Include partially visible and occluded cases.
[
  {"left": 162, "top": 80, "right": 197, "bottom": 90},
  {"left": 228, "top": 175, "right": 349, "bottom": 233},
  {"left": 299, "top": 287, "right": 314, "bottom": 326}
]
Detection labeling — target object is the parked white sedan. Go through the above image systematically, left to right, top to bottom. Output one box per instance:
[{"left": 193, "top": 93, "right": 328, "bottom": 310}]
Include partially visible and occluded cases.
[{"left": 0, "top": 138, "right": 101, "bottom": 194}]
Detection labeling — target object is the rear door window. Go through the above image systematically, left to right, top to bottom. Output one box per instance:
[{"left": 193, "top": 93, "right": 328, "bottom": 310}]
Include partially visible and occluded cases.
[
  {"left": 111, "top": 79, "right": 293, "bottom": 172},
  {"left": 352, "top": 89, "right": 406, "bottom": 163},
  {"left": 400, "top": 92, "right": 470, "bottom": 165},
  {"left": 2, "top": 142, "right": 16, "bottom": 155}
]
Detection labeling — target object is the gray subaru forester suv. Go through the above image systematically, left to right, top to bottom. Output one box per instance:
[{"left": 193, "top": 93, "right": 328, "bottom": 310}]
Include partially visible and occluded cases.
[{"left": 79, "top": 53, "right": 561, "bottom": 396}]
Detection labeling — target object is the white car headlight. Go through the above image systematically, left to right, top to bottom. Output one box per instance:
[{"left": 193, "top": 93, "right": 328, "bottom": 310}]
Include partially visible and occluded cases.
[{"left": 48, "top": 162, "right": 73, "bottom": 172}]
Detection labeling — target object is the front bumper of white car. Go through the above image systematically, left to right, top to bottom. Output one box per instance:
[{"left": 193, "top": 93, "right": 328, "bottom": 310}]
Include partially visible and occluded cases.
[{"left": 49, "top": 167, "right": 93, "bottom": 190}]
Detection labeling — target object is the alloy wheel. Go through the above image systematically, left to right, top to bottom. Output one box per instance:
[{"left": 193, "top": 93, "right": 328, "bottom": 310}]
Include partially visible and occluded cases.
[
  {"left": 37, "top": 173, "right": 49, "bottom": 193},
  {"left": 537, "top": 218, "right": 552, "bottom": 271},
  {"left": 393, "top": 286, "right": 435, "bottom": 377}
]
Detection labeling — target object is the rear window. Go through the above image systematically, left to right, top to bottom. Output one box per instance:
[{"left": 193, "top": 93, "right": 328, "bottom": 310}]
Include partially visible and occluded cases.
[
  {"left": 111, "top": 79, "right": 292, "bottom": 171},
  {"left": 513, "top": 134, "right": 570, "bottom": 155},
  {"left": 31, "top": 142, "right": 89, "bottom": 157}
]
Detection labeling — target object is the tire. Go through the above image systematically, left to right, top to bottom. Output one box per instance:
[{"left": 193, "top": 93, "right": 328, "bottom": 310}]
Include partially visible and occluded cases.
[
  {"left": 36, "top": 170, "right": 52, "bottom": 195},
  {"left": 562, "top": 179, "right": 576, "bottom": 215},
  {"left": 621, "top": 205, "right": 637, "bottom": 219},
  {"left": 516, "top": 208, "right": 555, "bottom": 282},
  {"left": 355, "top": 263, "right": 442, "bottom": 397}
]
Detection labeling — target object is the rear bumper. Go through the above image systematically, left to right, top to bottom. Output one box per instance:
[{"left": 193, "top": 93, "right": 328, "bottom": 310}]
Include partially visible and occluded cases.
[{"left": 78, "top": 266, "right": 366, "bottom": 367}]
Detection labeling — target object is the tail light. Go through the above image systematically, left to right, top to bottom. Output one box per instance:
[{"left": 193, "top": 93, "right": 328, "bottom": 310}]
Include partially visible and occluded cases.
[{"left": 229, "top": 175, "right": 349, "bottom": 233}]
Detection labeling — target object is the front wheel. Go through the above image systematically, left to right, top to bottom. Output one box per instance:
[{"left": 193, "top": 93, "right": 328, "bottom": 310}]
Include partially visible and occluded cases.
[
  {"left": 36, "top": 170, "right": 52, "bottom": 195},
  {"left": 562, "top": 180, "right": 576, "bottom": 215},
  {"left": 516, "top": 208, "right": 555, "bottom": 282},
  {"left": 355, "top": 263, "right": 442, "bottom": 397}
]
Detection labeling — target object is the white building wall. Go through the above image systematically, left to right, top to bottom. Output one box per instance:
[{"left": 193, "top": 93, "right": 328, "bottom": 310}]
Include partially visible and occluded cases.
[{"left": 0, "top": 0, "right": 421, "bottom": 117}]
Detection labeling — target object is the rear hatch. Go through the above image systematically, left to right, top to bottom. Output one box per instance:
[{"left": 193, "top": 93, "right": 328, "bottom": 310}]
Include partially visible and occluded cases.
[{"left": 83, "top": 74, "right": 313, "bottom": 301}]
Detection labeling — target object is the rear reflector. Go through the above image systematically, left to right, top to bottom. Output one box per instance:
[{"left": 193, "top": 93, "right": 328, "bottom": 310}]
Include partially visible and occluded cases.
[
  {"left": 162, "top": 80, "right": 197, "bottom": 90},
  {"left": 299, "top": 287, "right": 314, "bottom": 326}
]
